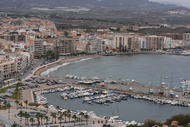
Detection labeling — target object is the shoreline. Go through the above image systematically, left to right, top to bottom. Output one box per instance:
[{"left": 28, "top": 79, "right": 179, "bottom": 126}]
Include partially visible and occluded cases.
[
  {"left": 103, "top": 51, "right": 190, "bottom": 56},
  {"left": 34, "top": 52, "right": 189, "bottom": 78},
  {"left": 19, "top": 54, "right": 190, "bottom": 125},
  {"left": 34, "top": 55, "right": 101, "bottom": 77}
]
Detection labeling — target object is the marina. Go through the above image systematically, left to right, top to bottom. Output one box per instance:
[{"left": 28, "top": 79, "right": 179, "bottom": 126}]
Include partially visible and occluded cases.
[
  {"left": 24, "top": 54, "right": 190, "bottom": 123},
  {"left": 30, "top": 82, "right": 190, "bottom": 123},
  {"left": 43, "top": 86, "right": 190, "bottom": 123}
]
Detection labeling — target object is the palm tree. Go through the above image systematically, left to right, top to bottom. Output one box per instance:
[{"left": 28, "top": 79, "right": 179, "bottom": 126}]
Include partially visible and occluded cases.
[
  {"left": 2, "top": 80, "right": 5, "bottom": 88},
  {"left": 7, "top": 80, "right": 10, "bottom": 86},
  {"left": 15, "top": 83, "right": 20, "bottom": 99},
  {"left": 3, "top": 100, "right": 7, "bottom": 109},
  {"left": 15, "top": 100, "right": 20, "bottom": 109},
  {"left": 24, "top": 100, "right": 28, "bottom": 109},
  {"left": 4, "top": 101, "right": 11, "bottom": 120},
  {"left": 19, "top": 102, "right": 23, "bottom": 111},
  {"left": 7, "top": 103, "right": 11, "bottom": 120},
  {"left": 56, "top": 105, "right": 60, "bottom": 112},
  {"left": 18, "top": 110, "right": 23, "bottom": 122},
  {"left": 67, "top": 110, "right": 71, "bottom": 122},
  {"left": 63, "top": 111, "right": 67, "bottom": 123},
  {"left": 23, "top": 112, "right": 27, "bottom": 125},
  {"left": 25, "top": 112, "right": 30, "bottom": 125},
  {"left": 36, "top": 112, "right": 41, "bottom": 126},
  {"left": 50, "top": 112, "right": 56, "bottom": 124},
  {"left": 79, "top": 112, "right": 84, "bottom": 122},
  {"left": 39, "top": 113, "right": 44, "bottom": 125},
  {"left": 54, "top": 113, "right": 57, "bottom": 124},
  {"left": 67, "top": 113, "right": 71, "bottom": 123},
  {"left": 58, "top": 114, "right": 63, "bottom": 127},
  {"left": 72, "top": 114, "right": 77, "bottom": 126},
  {"left": 84, "top": 114, "right": 89, "bottom": 125},
  {"left": 44, "top": 116, "right": 49, "bottom": 127},
  {"left": 30, "top": 118, "right": 35, "bottom": 127}
]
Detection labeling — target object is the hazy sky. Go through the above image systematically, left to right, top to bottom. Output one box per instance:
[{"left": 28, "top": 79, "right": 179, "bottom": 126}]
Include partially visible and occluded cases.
[{"left": 150, "top": 0, "right": 190, "bottom": 7}]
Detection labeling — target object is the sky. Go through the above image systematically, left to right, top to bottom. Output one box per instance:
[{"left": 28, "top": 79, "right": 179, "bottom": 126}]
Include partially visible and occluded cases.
[{"left": 150, "top": 0, "right": 190, "bottom": 7}]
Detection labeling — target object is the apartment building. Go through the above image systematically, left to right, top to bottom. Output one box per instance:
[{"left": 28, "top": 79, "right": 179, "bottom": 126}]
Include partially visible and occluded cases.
[
  {"left": 113, "top": 33, "right": 140, "bottom": 51},
  {"left": 160, "top": 33, "right": 183, "bottom": 40},
  {"left": 183, "top": 33, "right": 190, "bottom": 41},
  {"left": 0, "top": 34, "right": 26, "bottom": 43},
  {"left": 113, "top": 34, "right": 128, "bottom": 50},
  {"left": 145, "top": 35, "right": 165, "bottom": 50},
  {"left": 163, "top": 37, "right": 174, "bottom": 49},
  {"left": 57, "top": 38, "right": 77, "bottom": 55},
  {"left": 138, "top": 38, "right": 147, "bottom": 49},
  {"left": 34, "top": 39, "right": 44, "bottom": 57},
  {"left": 89, "top": 39, "right": 104, "bottom": 53},
  {"left": 43, "top": 41, "right": 55, "bottom": 53},
  {"left": 0, "top": 52, "right": 33, "bottom": 81},
  {"left": 0, "top": 56, "right": 17, "bottom": 80}
]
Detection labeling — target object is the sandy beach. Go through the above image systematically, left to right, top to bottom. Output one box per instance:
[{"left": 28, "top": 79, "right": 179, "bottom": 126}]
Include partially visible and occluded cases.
[{"left": 34, "top": 55, "right": 101, "bottom": 77}]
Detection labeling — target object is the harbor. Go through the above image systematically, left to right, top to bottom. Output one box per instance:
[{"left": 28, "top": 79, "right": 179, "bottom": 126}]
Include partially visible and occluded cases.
[
  {"left": 21, "top": 54, "right": 190, "bottom": 123},
  {"left": 21, "top": 75, "right": 190, "bottom": 123}
]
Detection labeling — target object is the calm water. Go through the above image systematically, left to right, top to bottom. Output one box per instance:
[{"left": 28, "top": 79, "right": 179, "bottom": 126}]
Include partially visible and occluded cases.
[
  {"left": 44, "top": 54, "right": 190, "bottom": 122},
  {"left": 48, "top": 54, "right": 190, "bottom": 87},
  {"left": 44, "top": 92, "right": 190, "bottom": 122}
]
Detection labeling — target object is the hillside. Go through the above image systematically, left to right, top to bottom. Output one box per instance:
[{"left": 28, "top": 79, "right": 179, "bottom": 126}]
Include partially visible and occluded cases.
[{"left": 0, "top": 0, "right": 178, "bottom": 11}]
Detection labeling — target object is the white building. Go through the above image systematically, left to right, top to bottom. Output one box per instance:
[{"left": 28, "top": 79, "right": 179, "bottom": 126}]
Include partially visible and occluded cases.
[
  {"left": 113, "top": 34, "right": 128, "bottom": 49},
  {"left": 163, "top": 37, "right": 174, "bottom": 49},
  {"left": 138, "top": 38, "right": 147, "bottom": 49},
  {"left": 89, "top": 39, "right": 104, "bottom": 53}
]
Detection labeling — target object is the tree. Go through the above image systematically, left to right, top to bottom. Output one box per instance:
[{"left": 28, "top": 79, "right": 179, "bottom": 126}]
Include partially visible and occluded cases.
[
  {"left": 64, "top": 31, "right": 69, "bottom": 37},
  {"left": 44, "top": 50, "right": 59, "bottom": 62},
  {"left": 2, "top": 81, "right": 6, "bottom": 87},
  {"left": 14, "top": 83, "right": 20, "bottom": 99},
  {"left": 15, "top": 100, "right": 20, "bottom": 110},
  {"left": 24, "top": 100, "right": 28, "bottom": 109},
  {"left": 4, "top": 101, "right": 11, "bottom": 120},
  {"left": 19, "top": 102, "right": 23, "bottom": 112},
  {"left": 7, "top": 103, "right": 11, "bottom": 120},
  {"left": 56, "top": 106, "right": 60, "bottom": 112},
  {"left": 18, "top": 110, "right": 23, "bottom": 122},
  {"left": 67, "top": 110, "right": 71, "bottom": 122},
  {"left": 63, "top": 111, "right": 67, "bottom": 123},
  {"left": 23, "top": 112, "right": 28, "bottom": 125},
  {"left": 25, "top": 112, "right": 30, "bottom": 125},
  {"left": 36, "top": 112, "right": 41, "bottom": 127},
  {"left": 50, "top": 112, "right": 56, "bottom": 124},
  {"left": 79, "top": 112, "right": 84, "bottom": 122},
  {"left": 39, "top": 113, "right": 44, "bottom": 125},
  {"left": 67, "top": 113, "right": 71, "bottom": 123},
  {"left": 58, "top": 114, "right": 63, "bottom": 127},
  {"left": 72, "top": 114, "right": 77, "bottom": 126},
  {"left": 84, "top": 114, "right": 89, "bottom": 125},
  {"left": 166, "top": 114, "right": 190, "bottom": 126},
  {"left": 44, "top": 116, "right": 49, "bottom": 127},
  {"left": 30, "top": 118, "right": 35, "bottom": 127},
  {"left": 143, "top": 119, "right": 161, "bottom": 127},
  {"left": 11, "top": 121, "right": 18, "bottom": 127},
  {"left": 126, "top": 125, "right": 139, "bottom": 127}
]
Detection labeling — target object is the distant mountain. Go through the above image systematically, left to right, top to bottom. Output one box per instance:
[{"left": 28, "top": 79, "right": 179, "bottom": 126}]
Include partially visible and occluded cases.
[{"left": 0, "top": 0, "right": 178, "bottom": 11}]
